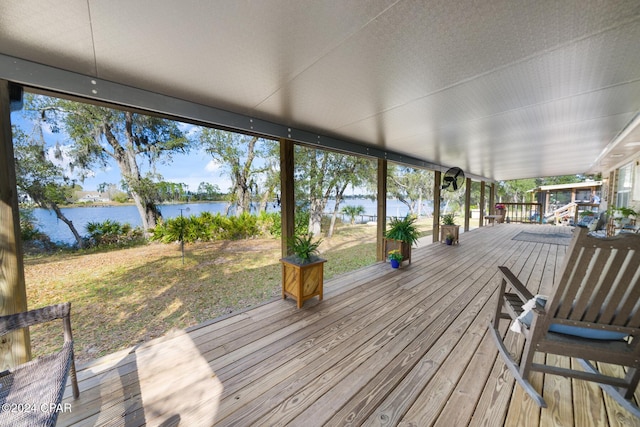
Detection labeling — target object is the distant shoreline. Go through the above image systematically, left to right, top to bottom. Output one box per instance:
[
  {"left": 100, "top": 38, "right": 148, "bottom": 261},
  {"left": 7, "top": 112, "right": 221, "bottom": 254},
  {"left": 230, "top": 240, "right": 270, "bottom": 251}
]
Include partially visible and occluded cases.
[{"left": 21, "top": 200, "right": 230, "bottom": 209}]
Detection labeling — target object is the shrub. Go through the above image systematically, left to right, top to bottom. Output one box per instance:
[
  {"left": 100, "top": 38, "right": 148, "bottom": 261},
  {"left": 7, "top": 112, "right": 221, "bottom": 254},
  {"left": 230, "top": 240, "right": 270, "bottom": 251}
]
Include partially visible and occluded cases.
[
  {"left": 19, "top": 209, "right": 44, "bottom": 241},
  {"left": 152, "top": 211, "right": 267, "bottom": 243},
  {"left": 257, "top": 211, "right": 280, "bottom": 237},
  {"left": 221, "top": 212, "right": 259, "bottom": 240},
  {"left": 86, "top": 219, "right": 143, "bottom": 246}
]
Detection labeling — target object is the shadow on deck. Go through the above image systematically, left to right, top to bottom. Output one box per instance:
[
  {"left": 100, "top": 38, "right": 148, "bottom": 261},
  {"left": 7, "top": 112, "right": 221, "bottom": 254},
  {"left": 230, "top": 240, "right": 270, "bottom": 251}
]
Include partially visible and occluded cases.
[{"left": 58, "top": 224, "right": 640, "bottom": 426}]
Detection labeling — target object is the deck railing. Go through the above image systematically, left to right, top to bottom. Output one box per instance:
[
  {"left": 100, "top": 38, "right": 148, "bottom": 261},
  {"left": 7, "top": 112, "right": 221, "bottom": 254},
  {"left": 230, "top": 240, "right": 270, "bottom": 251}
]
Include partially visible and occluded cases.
[{"left": 500, "top": 202, "right": 542, "bottom": 224}]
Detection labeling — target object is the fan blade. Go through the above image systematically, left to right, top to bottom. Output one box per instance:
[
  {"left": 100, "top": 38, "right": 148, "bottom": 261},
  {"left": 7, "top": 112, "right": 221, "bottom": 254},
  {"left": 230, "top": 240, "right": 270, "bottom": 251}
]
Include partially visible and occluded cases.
[{"left": 452, "top": 180, "right": 458, "bottom": 191}]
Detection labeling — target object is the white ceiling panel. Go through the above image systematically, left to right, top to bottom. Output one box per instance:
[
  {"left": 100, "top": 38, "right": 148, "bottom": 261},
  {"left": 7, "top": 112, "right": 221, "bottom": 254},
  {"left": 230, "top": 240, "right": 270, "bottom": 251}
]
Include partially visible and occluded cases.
[
  {"left": 0, "top": 0, "right": 96, "bottom": 74},
  {"left": 1, "top": 0, "right": 639, "bottom": 181}
]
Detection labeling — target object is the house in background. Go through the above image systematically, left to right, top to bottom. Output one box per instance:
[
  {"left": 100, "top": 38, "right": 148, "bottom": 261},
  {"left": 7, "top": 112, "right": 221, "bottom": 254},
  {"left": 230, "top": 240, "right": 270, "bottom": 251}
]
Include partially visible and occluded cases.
[
  {"left": 596, "top": 114, "right": 640, "bottom": 222},
  {"left": 603, "top": 156, "right": 640, "bottom": 215},
  {"left": 531, "top": 181, "right": 602, "bottom": 223},
  {"left": 75, "top": 191, "right": 110, "bottom": 204}
]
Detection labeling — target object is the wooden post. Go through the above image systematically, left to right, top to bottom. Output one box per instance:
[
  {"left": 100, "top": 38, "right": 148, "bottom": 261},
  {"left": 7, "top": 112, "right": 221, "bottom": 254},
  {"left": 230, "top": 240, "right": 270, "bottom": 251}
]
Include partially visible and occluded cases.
[
  {"left": 0, "top": 80, "right": 31, "bottom": 368},
  {"left": 280, "top": 139, "right": 295, "bottom": 258},
  {"left": 376, "top": 159, "right": 387, "bottom": 262},
  {"left": 433, "top": 170, "right": 441, "bottom": 243},
  {"left": 464, "top": 177, "right": 471, "bottom": 231},
  {"left": 479, "top": 181, "right": 486, "bottom": 228},
  {"left": 489, "top": 183, "right": 496, "bottom": 214}
]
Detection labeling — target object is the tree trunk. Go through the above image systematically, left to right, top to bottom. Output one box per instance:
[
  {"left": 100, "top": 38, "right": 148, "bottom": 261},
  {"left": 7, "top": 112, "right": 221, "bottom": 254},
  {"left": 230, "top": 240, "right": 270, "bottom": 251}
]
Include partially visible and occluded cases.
[
  {"left": 105, "top": 120, "right": 160, "bottom": 231},
  {"left": 327, "top": 182, "right": 348, "bottom": 238},
  {"left": 326, "top": 195, "right": 343, "bottom": 238},
  {"left": 309, "top": 197, "right": 324, "bottom": 236},
  {"left": 47, "top": 202, "right": 84, "bottom": 248}
]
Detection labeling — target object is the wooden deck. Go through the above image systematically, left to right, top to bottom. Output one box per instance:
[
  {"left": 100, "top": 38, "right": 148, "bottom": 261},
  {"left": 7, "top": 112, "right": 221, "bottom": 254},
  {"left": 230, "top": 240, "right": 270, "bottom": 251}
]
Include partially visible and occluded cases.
[{"left": 58, "top": 224, "right": 640, "bottom": 426}]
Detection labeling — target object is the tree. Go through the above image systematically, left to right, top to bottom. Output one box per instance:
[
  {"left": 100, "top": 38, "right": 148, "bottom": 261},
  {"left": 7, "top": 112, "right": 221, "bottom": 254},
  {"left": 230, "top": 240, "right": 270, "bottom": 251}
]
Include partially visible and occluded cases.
[
  {"left": 27, "top": 94, "right": 190, "bottom": 231},
  {"left": 12, "top": 124, "right": 85, "bottom": 247},
  {"left": 199, "top": 129, "right": 275, "bottom": 216},
  {"left": 257, "top": 141, "right": 280, "bottom": 212},
  {"left": 295, "top": 147, "right": 335, "bottom": 236},
  {"left": 295, "top": 147, "right": 374, "bottom": 237},
  {"left": 326, "top": 156, "right": 373, "bottom": 237},
  {"left": 387, "top": 166, "right": 434, "bottom": 215},
  {"left": 498, "top": 179, "right": 538, "bottom": 203},
  {"left": 156, "top": 181, "right": 189, "bottom": 202},
  {"left": 196, "top": 182, "right": 222, "bottom": 201}
]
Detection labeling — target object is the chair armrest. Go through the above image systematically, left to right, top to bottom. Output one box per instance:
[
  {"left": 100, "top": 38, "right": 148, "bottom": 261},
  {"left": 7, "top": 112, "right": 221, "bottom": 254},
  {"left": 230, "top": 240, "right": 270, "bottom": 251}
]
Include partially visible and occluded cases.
[
  {"left": 498, "top": 266, "right": 534, "bottom": 303},
  {"left": 0, "top": 303, "right": 70, "bottom": 335}
]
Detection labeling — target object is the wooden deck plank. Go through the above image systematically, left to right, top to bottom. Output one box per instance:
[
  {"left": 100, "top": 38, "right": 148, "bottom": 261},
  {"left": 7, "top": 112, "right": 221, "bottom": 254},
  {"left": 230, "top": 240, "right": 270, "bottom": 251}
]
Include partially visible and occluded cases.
[
  {"left": 56, "top": 225, "right": 640, "bottom": 427},
  {"left": 213, "top": 232, "right": 497, "bottom": 422},
  {"left": 330, "top": 238, "right": 528, "bottom": 426},
  {"left": 502, "top": 241, "right": 554, "bottom": 427},
  {"left": 300, "top": 258, "right": 498, "bottom": 426},
  {"left": 217, "top": 265, "right": 483, "bottom": 425},
  {"left": 571, "top": 358, "right": 609, "bottom": 427}
]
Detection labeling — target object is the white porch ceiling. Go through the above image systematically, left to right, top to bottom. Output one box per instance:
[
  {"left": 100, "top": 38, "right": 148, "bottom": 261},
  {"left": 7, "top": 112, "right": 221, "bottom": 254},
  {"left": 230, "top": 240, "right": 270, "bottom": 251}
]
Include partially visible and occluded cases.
[{"left": 1, "top": 0, "right": 639, "bottom": 181}]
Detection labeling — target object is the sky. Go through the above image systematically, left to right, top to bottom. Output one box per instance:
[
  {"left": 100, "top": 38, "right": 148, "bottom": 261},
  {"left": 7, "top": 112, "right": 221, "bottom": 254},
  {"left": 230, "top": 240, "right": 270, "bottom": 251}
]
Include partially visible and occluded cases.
[{"left": 11, "top": 110, "right": 234, "bottom": 193}]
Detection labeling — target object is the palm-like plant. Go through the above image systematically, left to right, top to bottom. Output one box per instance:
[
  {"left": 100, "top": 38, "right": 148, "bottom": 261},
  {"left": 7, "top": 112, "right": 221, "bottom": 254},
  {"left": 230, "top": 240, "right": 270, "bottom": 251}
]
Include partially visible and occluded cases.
[
  {"left": 341, "top": 205, "right": 365, "bottom": 225},
  {"left": 441, "top": 213, "right": 456, "bottom": 225},
  {"left": 385, "top": 215, "right": 420, "bottom": 245},
  {"left": 287, "top": 233, "right": 323, "bottom": 263}
]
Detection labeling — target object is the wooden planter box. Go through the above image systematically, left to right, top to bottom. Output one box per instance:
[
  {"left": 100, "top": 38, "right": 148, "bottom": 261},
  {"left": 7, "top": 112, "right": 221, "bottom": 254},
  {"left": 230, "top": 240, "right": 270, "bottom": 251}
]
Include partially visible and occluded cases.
[
  {"left": 440, "top": 224, "right": 460, "bottom": 245},
  {"left": 384, "top": 238, "right": 412, "bottom": 265},
  {"left": 280, "top": 256, "right": 326, "bottom": 308}
]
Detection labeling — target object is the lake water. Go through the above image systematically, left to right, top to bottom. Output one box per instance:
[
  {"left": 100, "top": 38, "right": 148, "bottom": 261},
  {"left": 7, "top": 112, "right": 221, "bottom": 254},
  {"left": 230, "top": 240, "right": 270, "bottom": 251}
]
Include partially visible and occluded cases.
[{"left": 28, "top": 199, "right": 430, "bottom": 245}]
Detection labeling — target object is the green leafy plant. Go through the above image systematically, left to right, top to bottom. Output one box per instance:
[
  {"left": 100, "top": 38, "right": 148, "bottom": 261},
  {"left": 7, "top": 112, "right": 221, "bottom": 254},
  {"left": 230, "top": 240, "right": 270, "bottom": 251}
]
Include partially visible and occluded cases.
[
  {"left": 342, "top": 205, "right": 365, "bottom": 225},
  {"left": 611, "top": 206, "right": 638, "bottom": 218},
  {"left": 19, "top": 209, "right": 44, "bottom": 241},
  {"left": 441, "top": 213, "right": 456, "bottom": 226},
  {"left": 385, "top": 215, "right": 420, "bottom": 246},
  {"left": 86, "top": 219, "right": 142, "bottom": 246},
  {"left": 287, "top": 233, "right": 323, "bottom": 263},
  {"left": 445, "top": 233, "right": 454, "bottom": 242},
  {"left": 387, "top": 249, "right": 403, "bottom": 262}
]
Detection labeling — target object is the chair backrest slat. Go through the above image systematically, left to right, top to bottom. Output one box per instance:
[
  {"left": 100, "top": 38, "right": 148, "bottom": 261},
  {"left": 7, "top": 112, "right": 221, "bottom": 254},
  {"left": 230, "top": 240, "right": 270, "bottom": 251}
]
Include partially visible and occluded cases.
[
  {"left": 546, "top": 228, "right": 640, "bottom": 329},
  {"left": 582, "top": 249, "right": 631, "bottom": 322},
  {"left": 597, "top": 249, "right": 640, "bottom": 325},
  {"left": 610, "top": 254, "right": 640, "bottom": 326}
]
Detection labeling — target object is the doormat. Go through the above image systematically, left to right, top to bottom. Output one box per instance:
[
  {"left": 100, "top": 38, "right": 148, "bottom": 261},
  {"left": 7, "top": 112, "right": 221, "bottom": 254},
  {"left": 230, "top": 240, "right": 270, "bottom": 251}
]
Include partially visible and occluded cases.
[{"left": 512, "top": 231, "right": 572, "bottom": 245}]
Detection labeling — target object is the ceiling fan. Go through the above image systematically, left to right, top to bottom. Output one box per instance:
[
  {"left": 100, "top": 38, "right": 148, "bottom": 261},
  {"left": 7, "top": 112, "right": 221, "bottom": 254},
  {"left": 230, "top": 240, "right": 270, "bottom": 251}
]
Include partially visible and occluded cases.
[{"left": 441, "top": 167, "right": 465, "bottom": 191}]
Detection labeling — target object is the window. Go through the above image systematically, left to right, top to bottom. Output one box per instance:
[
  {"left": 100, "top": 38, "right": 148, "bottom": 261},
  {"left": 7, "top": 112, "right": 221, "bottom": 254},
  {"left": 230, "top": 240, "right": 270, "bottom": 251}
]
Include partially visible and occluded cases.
[
  {"left": 633, "top": 160, "right": 640, "bottom": 202},
  {"left": 616, "top": 162, "right": 633, "bottom": 207}
]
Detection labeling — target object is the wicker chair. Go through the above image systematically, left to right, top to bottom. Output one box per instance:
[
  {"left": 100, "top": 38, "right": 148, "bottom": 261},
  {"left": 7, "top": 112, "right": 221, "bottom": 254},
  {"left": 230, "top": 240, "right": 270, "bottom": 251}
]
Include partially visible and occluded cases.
[
  {"left": 489, "top": 227, "right": 640, "bottom": 417},
  {"left": 0, "top": 303, "right": 79, "bottom": 426}
]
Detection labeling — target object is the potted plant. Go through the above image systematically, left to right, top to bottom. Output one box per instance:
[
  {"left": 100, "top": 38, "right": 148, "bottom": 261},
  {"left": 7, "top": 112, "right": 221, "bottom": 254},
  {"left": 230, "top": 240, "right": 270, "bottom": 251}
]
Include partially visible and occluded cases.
[
  {"left": 495, "top": 203, "right": 506, "bottom": 223},
  {"left": 440, "top": 212, "right": 460, "bottom": 245},
  {"left": 384, "top": 215, "right": 420, "bottom": 265},
  {"left": 445, "top": 233, "right": 454, "bottom": 245},
  {"left": 280, "top": 234, "right": 326, "bottom": 308},
  {"left": 388, "top": 249, "right": 403, "bottom": 268}
]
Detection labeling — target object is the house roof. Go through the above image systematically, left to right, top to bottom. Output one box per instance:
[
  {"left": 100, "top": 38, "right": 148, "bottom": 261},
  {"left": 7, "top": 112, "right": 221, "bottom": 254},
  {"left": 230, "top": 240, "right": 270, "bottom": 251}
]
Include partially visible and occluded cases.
[
  {"left": 1, "top": 1, "right": 640, "bottom": 181},
  {"left": 532, "top": 181, "right": 603, "bottom": 192}
]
